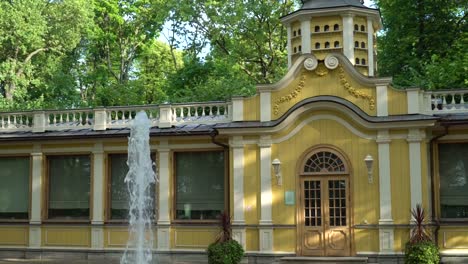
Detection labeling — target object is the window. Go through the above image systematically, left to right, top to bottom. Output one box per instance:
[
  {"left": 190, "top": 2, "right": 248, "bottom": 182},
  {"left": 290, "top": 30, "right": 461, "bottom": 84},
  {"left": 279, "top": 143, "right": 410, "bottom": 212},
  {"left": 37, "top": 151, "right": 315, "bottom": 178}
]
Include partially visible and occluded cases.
[
  {"left": 334, "top": 24, "right": 339, "bottom": 31},
  {"left": 354, "top": 24, "right": 359, "bottom": 31},
  {"left": 324, "top": 25, "right": 330, "bottom": 32},
  {"left": 361, "top": 25, "right": 366, "bottom": 31},
  {"left": 314, "top": 26, "right": 320, "bottom": 32},
  {"left": 298, "top": 29, "right": 301, "bottom": 36},
  {"left": 293, "top": 30, "right": 296, "bottom": 37},
  {"left": 334, "top": 41, "right": 340, "bottom": 48},
  {"left": 355, "top": 41, "right": 359, "bottom": 48},
  {"left": 315, "top": 42, "right": 320, "bottom": 49},
  {"left": 325, "top": 42, "right": 330, "bottom": 49},
  {"left": 361, "top": 42, "right": 366, "bottom": 48},
  {"left": 298, "top": 45, "right": 302, "bottom": 52},
  {"left": 293, "top": 47, "right": 297, "bottom": 53},
  {"left": 355, "top": 58, "right": 360, "bottom": 64},
  {"left": 362, "top": 58, "right": 366, "bottom": 65},
  {"left": 438, "top": 143, "right": 468, "bottom": 219},
  {"left": 175, "top": 151, "right": 226, "bottom": 221},
  {"left": 108, "top": 154, "right": 155, "bottom": 220},
  {"left": 47, "top": 155, "right": 90, "bottom": 220},
  {"left": 0, "top": 157, "right": 30, "bottom": 220}
]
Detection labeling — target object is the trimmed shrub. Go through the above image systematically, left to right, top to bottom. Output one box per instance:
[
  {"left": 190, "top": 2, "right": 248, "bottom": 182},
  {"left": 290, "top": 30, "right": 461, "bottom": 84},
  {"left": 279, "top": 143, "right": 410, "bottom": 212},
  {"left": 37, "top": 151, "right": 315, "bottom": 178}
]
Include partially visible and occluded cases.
[
  {"left": 207, "top": 239, "right": 244, "bottom": 264},
  {"left": 405, "top": 241, "right": 440, "bottom": 264}
]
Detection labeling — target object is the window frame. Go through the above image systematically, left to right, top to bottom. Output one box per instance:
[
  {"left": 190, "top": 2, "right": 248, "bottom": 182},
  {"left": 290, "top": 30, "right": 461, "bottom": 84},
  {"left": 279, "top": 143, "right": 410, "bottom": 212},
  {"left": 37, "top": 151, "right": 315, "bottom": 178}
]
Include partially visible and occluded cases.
[
  {"left": 434, "top": 141, "right": 468, "bottom": 223},
  {"left": 172, "top": 148, "right": 229, "bottom": 224},
  {"left": 105, "top": 152, "right": 157, "bottom": 223},
  {"left": 43, "top": 153, "right": 93, "bottom": 223},
  {"left": 0, "top": 155, "right": 31, "bottom": 223}
]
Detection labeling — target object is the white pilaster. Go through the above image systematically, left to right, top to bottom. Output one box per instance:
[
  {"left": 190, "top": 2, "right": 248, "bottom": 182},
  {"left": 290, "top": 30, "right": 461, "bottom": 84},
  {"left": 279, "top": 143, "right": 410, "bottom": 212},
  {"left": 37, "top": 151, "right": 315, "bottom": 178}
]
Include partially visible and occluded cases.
[
  {"left": 342, "top": 14, "right": 355, "bottom": 64},
  {"left": 300, "top": 18, "right": 311, "bottom": 54},
  {"left": 367, "top": 18, "right": 375, "bottom": 76},
  {"left": 287, "top": 25, "right": 292, "bottom": 68},
  {"left": 376, "top": 84, "right": 388, "bottom": 117},
  {"left": 407, "top": 89, "right": 421, "bottom": 114},
  {"left": 260, "top": 91, "right": 271, "bottom": 122},
  {"left": 232, "top": 97, "right": 244, "bottom": 122},
  {"left": 408, "top": 129, "right": 423, "bottom": 213},
  {"left": 377, "top": 130, "right": 394, "bottom": 253},
  {"left": 258, "top": 135, "right": 273, "bottom": 252},
  {"left": 231, "top": 136, "right": 245, "bottom": 225},
  {"left": 157, "top": 140, "right": 171, "bottom": 250},
  {"left": 92, "top": 142, "right": 104, "bottom": 224},
  {"left": 30, "top": 148, "right": 43, "bottom": 225},
  {"left": 29, "top": 226, "right": 41, "bottom": 248},
  {"left": 91, "top": 226, "right": 104, "bottom": 249},
  {"left": 232, "top": 228, "right": 246, "bottom": 250}
]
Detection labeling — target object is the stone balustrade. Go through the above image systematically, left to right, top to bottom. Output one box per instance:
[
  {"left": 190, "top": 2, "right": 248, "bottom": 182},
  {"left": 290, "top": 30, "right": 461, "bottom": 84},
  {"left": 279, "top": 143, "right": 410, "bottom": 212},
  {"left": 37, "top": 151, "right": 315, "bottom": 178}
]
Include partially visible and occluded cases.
[
  {"left": 423, "top": 90, "right": 468, "bottom": 114},
  {"left": 0, "top": 101, "right": 232, "bottom": 133}
]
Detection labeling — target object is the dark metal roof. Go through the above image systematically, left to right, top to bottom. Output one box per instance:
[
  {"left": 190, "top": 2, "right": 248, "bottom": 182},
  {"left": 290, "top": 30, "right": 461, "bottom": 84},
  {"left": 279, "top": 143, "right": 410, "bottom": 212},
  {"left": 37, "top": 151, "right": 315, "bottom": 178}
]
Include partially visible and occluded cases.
[{"left": 301, "top": 0, "right": 368, "bottom": 9}]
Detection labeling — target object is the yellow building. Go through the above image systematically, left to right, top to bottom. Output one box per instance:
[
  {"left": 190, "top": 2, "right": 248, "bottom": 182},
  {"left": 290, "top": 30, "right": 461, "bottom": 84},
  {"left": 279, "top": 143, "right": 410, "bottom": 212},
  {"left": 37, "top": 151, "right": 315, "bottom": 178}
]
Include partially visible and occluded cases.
[{"left": 0, "top": 0, "right": 467, "bottom": 263}]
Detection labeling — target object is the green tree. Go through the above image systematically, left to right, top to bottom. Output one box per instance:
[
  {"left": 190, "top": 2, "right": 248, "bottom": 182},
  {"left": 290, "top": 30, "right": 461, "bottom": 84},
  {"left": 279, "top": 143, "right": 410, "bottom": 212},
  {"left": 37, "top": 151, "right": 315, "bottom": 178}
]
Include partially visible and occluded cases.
[
  {"left": 0, "top": 0, "right": 93, "bottom": 108},
  {"left": 375, "top": 0, "right": 467, "bottom": 88}
]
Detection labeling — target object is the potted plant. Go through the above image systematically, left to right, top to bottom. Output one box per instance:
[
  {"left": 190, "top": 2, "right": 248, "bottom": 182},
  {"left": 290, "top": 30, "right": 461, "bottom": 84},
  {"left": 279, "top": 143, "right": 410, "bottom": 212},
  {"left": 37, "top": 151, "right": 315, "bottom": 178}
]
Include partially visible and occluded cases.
[
  {"left": 405, "top": 204, "right": 440, "bottom": 264},
  {"left": 207, "top": 212, "right": 244, "bottom": 264}
]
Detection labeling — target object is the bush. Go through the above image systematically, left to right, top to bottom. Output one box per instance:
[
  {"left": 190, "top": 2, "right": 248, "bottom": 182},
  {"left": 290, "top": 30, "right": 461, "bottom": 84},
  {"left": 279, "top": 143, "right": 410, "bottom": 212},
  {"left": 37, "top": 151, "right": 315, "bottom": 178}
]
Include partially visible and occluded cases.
[
  {"left": 207, "top": 239, "right": 244, "bottom": 264},
  {"left": 405, "top": 241, "right": 440, "bottom": 264}
]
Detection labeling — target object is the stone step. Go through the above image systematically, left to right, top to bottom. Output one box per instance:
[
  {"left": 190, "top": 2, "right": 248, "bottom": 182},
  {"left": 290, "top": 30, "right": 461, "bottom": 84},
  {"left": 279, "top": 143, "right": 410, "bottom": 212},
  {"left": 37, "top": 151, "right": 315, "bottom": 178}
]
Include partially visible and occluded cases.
[{"left": 279, "top": 256, "right": 368, "bottom": 264}]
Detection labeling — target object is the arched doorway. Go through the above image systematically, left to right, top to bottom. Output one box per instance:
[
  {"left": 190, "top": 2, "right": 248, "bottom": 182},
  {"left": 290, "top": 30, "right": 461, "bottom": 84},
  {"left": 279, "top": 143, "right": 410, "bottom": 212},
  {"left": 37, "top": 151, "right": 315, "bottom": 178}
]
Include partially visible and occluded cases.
[{"left": 297, "top": 146, "right": 351, "bottom": 256}]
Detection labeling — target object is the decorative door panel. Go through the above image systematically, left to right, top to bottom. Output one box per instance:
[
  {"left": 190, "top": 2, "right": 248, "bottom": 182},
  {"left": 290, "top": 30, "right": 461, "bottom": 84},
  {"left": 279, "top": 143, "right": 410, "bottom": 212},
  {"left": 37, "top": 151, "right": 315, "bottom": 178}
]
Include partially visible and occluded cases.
[{"left": 301, "top": 180, "right": 325, "bottom": 256}]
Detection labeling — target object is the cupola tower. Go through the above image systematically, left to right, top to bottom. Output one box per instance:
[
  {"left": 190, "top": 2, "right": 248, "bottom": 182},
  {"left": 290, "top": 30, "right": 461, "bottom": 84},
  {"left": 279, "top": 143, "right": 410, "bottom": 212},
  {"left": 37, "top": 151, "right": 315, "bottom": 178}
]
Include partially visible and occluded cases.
[{"left": 281, "top": 0, "right": 382, "bottom": 76}]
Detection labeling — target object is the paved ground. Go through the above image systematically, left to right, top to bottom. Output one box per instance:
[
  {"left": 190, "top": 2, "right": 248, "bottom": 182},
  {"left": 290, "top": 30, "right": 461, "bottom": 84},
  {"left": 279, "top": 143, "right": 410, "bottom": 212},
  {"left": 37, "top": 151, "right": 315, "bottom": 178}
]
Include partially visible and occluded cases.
[{"left": 0, "top": 261, "right": 119, "bottom": 264}]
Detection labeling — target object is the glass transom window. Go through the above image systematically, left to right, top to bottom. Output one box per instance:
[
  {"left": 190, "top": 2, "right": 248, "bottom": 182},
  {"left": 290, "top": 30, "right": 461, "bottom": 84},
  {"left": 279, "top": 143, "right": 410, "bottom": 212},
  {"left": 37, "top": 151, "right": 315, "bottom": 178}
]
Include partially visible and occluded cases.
[
  {"left": 438, "top": 143, "right": 468, "bottom": 219},
  {"left": 175, "top": 151, "right": 225, "bottom": 220},
  {"left": 0, "top": 157, "right": 30, "bottom": 220}
]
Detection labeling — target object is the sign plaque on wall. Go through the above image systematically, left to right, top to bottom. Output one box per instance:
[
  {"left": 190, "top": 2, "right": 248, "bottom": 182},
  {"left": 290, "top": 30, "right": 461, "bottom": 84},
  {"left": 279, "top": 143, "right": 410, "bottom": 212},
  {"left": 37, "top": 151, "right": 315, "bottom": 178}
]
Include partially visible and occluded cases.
[{"left": 285, "top": 191, "right": 295, "bottom": 205}]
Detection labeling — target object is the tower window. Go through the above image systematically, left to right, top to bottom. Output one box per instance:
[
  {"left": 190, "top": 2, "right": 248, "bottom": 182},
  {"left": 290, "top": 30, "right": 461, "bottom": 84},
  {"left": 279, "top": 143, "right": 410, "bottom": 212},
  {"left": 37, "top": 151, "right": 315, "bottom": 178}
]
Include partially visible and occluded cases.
[
  {"left": 334, "top": 24, "right": 339, "bottom": 31},
  {"left": 354, "top": 24, "right": 359, "bottom": 31},
  {"left": 324, "top": 25, "right": 330, "bottom": 32},
  {"left": 361, "top": 25, "right": 366, "bottom": 31},
  {"left": 314, "top": 26, "right": 320, "bottom": 32},
  {"left": 298, "top": 29, "right": 302, "bottom": 36},
  {"left": 293, "top": 30, "right": 297, "bottom": 37},
  {"left": 334, "top": 41, "right": 340, "bottom": 48},
  {"left": 355, "top": 41, "right": 359, "bottom": 48},
  {"left": 315, "top": 42, "right": 320, "bottom": 49},
  {"left": 325, "top": 42, "right": 330, "bottom": 49},
  {"left": 361, "top": 42, "right": 366, "bottom": 48},
  {"left": 298, "top": 45, "right": 302, "bottom": 52},
  {"left": 294, "top": 47, "right": 297, "bottom": 53},
  {"left": 355, "top": 58, "right": 360, "bottom": 65},
  {"left": 362, "top": 58, "right": 366, "bottom": 65}
]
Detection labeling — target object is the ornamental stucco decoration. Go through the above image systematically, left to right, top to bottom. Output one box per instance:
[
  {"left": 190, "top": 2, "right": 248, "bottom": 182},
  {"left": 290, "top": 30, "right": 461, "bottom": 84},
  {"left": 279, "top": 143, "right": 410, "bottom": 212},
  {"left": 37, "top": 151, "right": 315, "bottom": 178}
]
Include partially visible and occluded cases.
[
  {"left": 324, "top": 55, "right": 339, "bottom": 70},
  {"left": 304, "top": 57, "right": 318, "bottom": 71},
  {"left": 314, "top": 64, "right": 329, "bottom": 77},
  {"left": 338, "top": 66, "right": 375, "bottom": 110},
  {"left": 273, "top": 73, "right": 306, "bottom": 116}
]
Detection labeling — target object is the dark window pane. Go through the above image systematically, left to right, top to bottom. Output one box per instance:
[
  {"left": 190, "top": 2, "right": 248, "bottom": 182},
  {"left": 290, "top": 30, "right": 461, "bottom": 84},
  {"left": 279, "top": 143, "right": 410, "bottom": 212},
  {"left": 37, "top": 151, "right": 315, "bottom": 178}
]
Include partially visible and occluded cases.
[
  {"left": 175, "top": 151, "right": 225, "bottom": 220},
  {"left": 48, "top": 156, "right": 90, "bottom": 219},
  {"left": 0, "top": 157, "right": 30, "bottom": 219}
]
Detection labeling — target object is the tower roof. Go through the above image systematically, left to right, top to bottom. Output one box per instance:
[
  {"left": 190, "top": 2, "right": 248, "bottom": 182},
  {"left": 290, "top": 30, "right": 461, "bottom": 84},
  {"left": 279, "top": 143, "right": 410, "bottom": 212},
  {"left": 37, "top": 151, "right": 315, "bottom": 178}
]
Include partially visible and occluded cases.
[{"left": 300, "top": 0, "right": 370, "bottom": 10}]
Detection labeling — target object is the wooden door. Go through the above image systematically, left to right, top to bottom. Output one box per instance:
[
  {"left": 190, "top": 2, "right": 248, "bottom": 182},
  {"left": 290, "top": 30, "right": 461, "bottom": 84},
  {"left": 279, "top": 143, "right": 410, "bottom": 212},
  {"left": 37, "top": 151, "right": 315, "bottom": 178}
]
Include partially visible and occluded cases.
[{"left": 300, "top": 177, "right": 350, "bottom": 256}]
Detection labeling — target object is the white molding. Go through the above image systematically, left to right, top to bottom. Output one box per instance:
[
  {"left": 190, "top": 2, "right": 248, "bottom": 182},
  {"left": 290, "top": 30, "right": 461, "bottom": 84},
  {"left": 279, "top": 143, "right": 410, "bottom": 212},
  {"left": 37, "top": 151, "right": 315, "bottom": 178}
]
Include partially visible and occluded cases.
[
  {"left": 342, "top": 14, "right": 355, "bottom": 64},
  {"left": 300, "top": 19, "right": 311, "bottom": 54},
  {"left": 367, "top": 19, "right": 375, "bottom": 77},
  {"left": 287, "top": 25, "right": 292, "bottom": 68},
  {"left": 376, "top": 85, "right": 388, "bottom": 117},
  {"left": 407, "top": 89, "right": 421, "bottom": 114},
  {"left": 260, "top": 91, "right": 271, "bottom": 122},
  {"left": 232, "top": 97, "right": 244, "bottom": 122},
  {"left": 273, "top": 114, "right": 375, "bottom": 143},
  {"left": 407, "top": 129, "right": 423, "bottom": 212},
  {"left": 377, "top": 130, "right": 392, "bottom": 221},
  {"left": 439, "top": 134, "right": 468, "bottom": 141},
  {"left": 232, "top": 136, "right": 245, "bottom": 224},
  {"left": 258, "top": 136, "right": 272, "bottom": 225},
  {"left": 157, "top": 140, "right": 171, "bottom": 225},
  {"left": 91, "top": 143, "right": 104, "bottom": 224},
  {"left": 41, "top": 147, "right": 92, "bottom": 153},
  {"left": 30, "top": 151, "right": 43, "bottom": 224},
  {"left": 28, "top": 226, "right": 41, "bottom": 248},
  {"left": 91, "top": 226, "right": 104, "bottom": 249},
  {"left": 157, "top": 226, "right": 170, "bottom": 250},
  {"left": 232, "top": 227, "right": 246, "bottom": 250},
  {"left": 259, "top": 227, "right": 274, "bottom": 252},
  {"left": 379, "top": 228, "right": 395, "bottom": 253}
]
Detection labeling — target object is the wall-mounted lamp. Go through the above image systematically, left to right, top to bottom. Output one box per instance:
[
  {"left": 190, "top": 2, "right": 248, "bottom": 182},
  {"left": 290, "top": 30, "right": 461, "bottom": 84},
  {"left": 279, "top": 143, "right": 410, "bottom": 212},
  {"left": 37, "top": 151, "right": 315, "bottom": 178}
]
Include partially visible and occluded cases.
[
  {"left": 364, "top": 154, "right": 374, "bottom": 184},
  {"left": 272, "top": 158, "right": 282, "bottom": 186}
]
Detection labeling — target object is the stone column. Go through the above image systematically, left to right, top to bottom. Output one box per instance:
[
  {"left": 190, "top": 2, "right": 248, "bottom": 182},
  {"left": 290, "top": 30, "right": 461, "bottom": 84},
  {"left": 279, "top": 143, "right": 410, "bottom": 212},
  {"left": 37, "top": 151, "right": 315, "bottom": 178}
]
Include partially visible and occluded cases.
[
  {"left": 342, "top": 13, "right": 355, "bottom": 64},
  {"left": 300, "top": 18, "right": 311, "bottom": 54},
  {"left": 367, "top": 18, "right": 375, "bottom": 76},
  {"left": 408, "top": 129, "right": 424, "bottom": 215},
  {"left": 377, "top": 130, "right": 394, "bottom": 253},
  {"left": 231, "top": 136, "right": 246, "bottom": 249},
  {"left": 258, "top": 136, "right": 273, "bottom": 252},
  {"left": 157, "top": 140, "right": 171, "bottom": 250},
  {"left": 91, "top": 142, "right": 104, "bottom": 249},
  {"left": 29, "top": 145, "right": 43, "bottom": 248}
]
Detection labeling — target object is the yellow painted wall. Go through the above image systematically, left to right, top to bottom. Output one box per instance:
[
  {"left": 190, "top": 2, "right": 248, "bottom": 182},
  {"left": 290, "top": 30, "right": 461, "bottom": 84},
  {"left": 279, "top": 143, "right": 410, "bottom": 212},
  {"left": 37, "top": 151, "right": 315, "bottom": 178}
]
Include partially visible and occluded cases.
[
  {"left": 310, "top": 16, "right": 342, "bottom": 31},
  {"left": 271, "top": 66, "right": 377, "bottom": 119},
  {"left": 387, "top": 87, "right": 408, "bottom": 115},
  {"left": 243, "top": 96, "right": 260, "bottom": 121},
  {"left": 390, "top": 139, "right": 411, "bottom": 224},
  {"left": 0, "top": 226, "right": 28, "bottom": 246},
  {"left": 42, "top": 226, "right": 91, "bottom": 247},
  {"left": 104, "top": 227, "right": 157, "bottom": 248},
  {"left": 171, "top": 227, "right": 217, "bottom": 249},
  {"left": 246, "top": 228, "right": 259, "bottom": 251},
  {"left": 274, "top": 228, "right": 295, "bottom": 252},
  {"left": 439, "top": 228, "right": 468, "bottom": 251},
  {"left": 354, "top": 229, "right": 379, "bottom": 252},
  {"left": 394, "top": 229, "right": 410, "bottom": 252}
]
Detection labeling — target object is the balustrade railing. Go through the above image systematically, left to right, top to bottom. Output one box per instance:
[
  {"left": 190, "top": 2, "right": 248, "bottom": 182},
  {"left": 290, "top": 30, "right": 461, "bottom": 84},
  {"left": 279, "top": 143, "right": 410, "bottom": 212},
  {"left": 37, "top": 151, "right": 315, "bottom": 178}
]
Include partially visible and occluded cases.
[
  {"left": 424, "top": 90, "right": 468, "bottom": 114},
  {"left": 0, "top": 101, "right": 232, "bottom": 133}
]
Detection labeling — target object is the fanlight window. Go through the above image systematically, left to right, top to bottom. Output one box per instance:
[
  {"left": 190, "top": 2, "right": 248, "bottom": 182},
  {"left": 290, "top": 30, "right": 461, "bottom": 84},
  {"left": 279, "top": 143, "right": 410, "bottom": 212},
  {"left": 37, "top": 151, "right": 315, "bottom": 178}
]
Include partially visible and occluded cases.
[{"left": 303, "top": 151, "right": 347, "bottom": 174}]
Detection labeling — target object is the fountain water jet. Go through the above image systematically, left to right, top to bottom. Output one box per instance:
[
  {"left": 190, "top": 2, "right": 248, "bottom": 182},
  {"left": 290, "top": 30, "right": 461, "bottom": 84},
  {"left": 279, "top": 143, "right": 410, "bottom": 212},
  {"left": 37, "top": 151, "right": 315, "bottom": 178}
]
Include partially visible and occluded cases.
[{"left": 121, "top": 111, "right": 157, "bottom": 264}]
